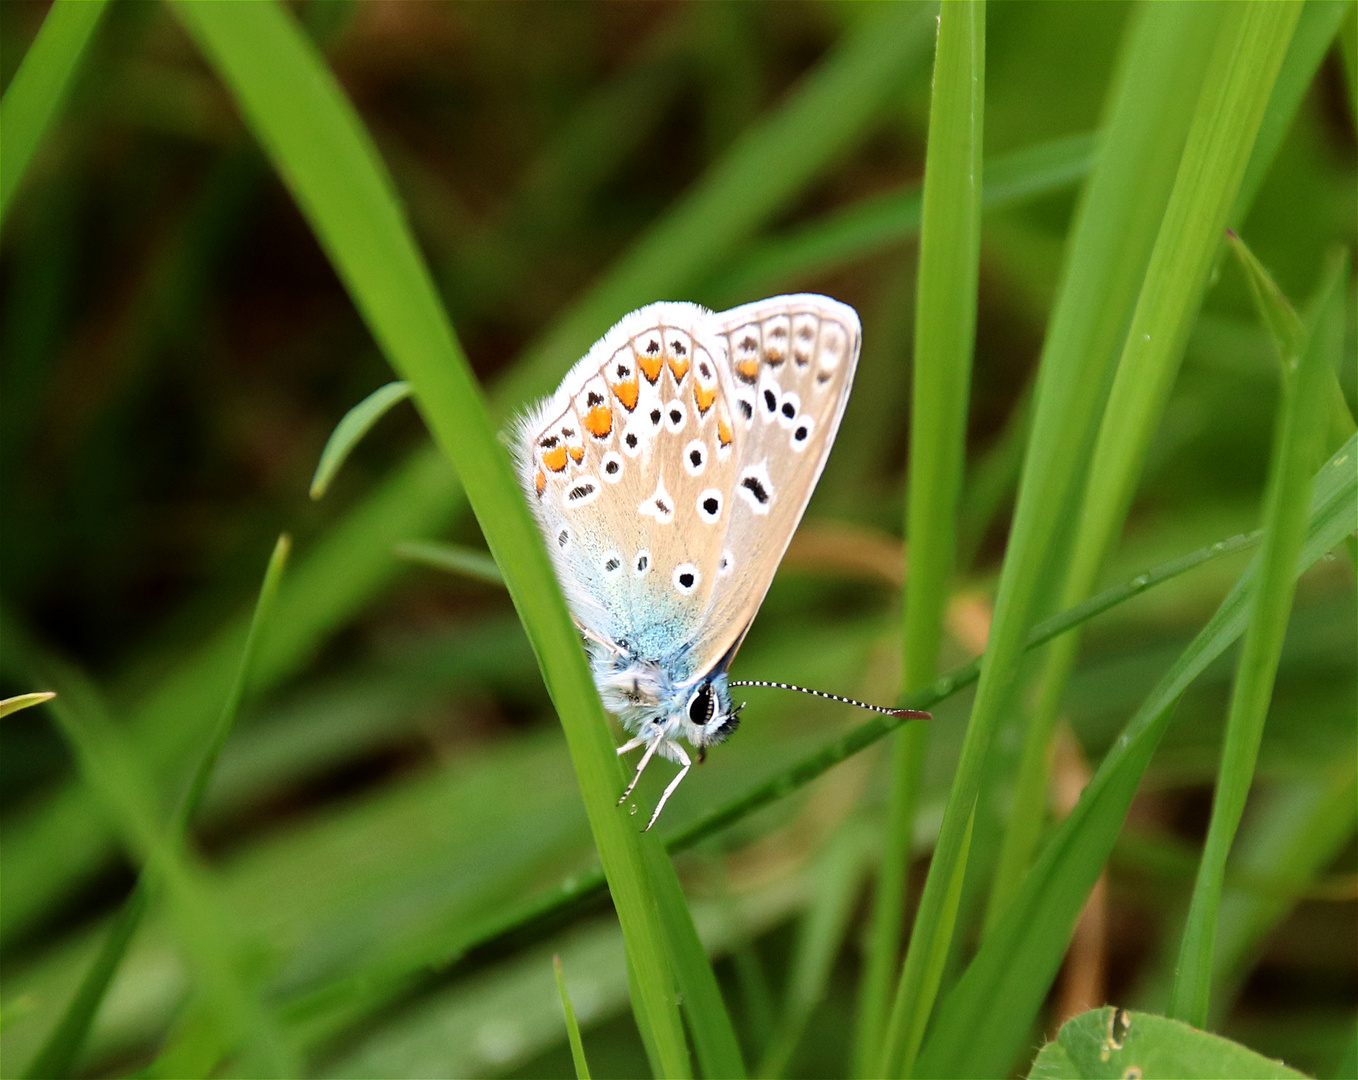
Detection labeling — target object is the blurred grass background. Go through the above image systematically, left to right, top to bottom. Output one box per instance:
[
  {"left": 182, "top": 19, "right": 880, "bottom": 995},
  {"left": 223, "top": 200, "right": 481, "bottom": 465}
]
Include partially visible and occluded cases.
[{"left": 0, "top": 2, "right": 1354, "bottom": 1078}]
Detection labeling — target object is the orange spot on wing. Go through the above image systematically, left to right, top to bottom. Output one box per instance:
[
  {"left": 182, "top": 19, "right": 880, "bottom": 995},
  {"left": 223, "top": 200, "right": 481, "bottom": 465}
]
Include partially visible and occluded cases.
[
  {"left": 765, "top": 346, "right": 784, "bottom": 366},
  {"left": 638, "top": 352, "right": 664, "bottom": 383},
  {"left": 668, "top": 355, "right": 690, "bottom": 383},
  {"left": 735, "top": 358, "right": 760, "bottom": 383},
  {"left": 612, "top": 376, "right": 639, "bottom": 411},
  {"left": 694, "top": 382, "right": 716, "bottom": 415},
  {"left": 584, "top": 404, "right": 613, "bottom": 438},
  {"left": 717, "top": 415, "right": 733, "bottom": 447},
  {"left": 568, "top": 444, "right": 585, "bottom": 463},
  {"left": 542, "top": 446, "right": 568, "bottom": 472},
  {"left": 534, "top": 470, "right": 547, "bottom": 496}
]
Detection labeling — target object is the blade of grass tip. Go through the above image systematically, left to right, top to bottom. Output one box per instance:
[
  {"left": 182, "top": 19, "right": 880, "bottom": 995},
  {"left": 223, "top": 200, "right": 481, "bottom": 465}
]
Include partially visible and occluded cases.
[
  {"left": 0, "top": 0, "right": 110, "bottom": 227},
  {"left": 0, "top": 0, "right": 938, "bottom": 948},
  {"left": 986, "top": 0, "right": 1299, "bottom": 939},
  {"left": 883, "top": 3, "right": 1232, "bottom": 1071},
  {"left": 858, "top": 4, "right": 984, "bottom": 1076},
  {"left": 170, "top": 6, "right": 695, "bottom": 1074},
  {"left": 1229, "top": 232, "right": 1357, "bottom": 458},
  {"left": 1168, "top": 252, "right": 1346, "bottom": 1029},
  {"left": 309, "top": 381, "right": 412, "bottom": 499},
  {"left": 915, "top": 432, "right": 1358, "bottom": 1079},
  {"left": 283, "top": 519, "right": 1269, "bottom": 1020},
  {"left": 23, "top": 535, "right": 292, "bottom": 1080},
  {"left": 393, "top": 540, "right": 505, "bottom": 586},
  {"left": 32, "top": 656, "right": 294, "bottom": 1077},
  {"left": 0, "top": 691, "right": 56, "bottom": 718},
  {"left": 761, "top": 825, "right": 873, "bottom": 1079},
  {"left": 554, "top": 955, "right": 593, "bottom": 1080}
]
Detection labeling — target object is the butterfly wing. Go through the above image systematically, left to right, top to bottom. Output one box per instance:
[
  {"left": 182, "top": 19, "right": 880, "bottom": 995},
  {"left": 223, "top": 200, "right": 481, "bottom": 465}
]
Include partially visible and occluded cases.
[
  {"left": 684, "top": 293, "right": 861, "bottom": 675},
  {"left": 517, "top": 302, "right": 744, "bottom": 671}
]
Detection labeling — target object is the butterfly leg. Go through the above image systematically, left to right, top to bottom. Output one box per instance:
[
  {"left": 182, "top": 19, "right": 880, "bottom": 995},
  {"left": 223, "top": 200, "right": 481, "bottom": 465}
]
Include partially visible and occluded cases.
[
  {"left": 615, "top": 732, "right": 648, "bottom": 756},
  {"left": 617, "top": 738, "right": 660, "bottom": 805},
  {"left": 643, "top": 744, "right": 691, "bottom": 832}
]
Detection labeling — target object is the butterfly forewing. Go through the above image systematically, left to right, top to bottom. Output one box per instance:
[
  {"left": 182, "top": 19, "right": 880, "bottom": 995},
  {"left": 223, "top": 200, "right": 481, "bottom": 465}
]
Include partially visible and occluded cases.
[
  {"left": 686, "top": 294, "right": 861, "bottom": 675},
  {"left": 518, "top": 303, "right": 743, "bottom": 667}
]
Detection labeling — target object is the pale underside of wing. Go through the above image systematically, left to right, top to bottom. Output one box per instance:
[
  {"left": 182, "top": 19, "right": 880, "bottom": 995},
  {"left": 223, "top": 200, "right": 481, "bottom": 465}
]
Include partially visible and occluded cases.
[
  {"left": 683, "top": 294, "right": 861, "bottom": 676},
  {"left": 517, "top": 302, "right": 741, "bottom": 674}
]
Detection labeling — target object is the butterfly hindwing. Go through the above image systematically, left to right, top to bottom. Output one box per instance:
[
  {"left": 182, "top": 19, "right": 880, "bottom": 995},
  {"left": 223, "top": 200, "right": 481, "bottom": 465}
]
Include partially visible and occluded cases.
[{"left": 518, "top": 302, "right": 743, "bottom": 668}]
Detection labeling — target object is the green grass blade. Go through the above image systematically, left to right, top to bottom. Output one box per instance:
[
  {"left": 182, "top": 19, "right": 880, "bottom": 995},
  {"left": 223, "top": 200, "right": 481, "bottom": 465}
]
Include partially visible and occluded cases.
[
  {"left": 0, "top": 0, "right": 110, "bottom": 227},
  {"left": 0, "top": 0, "right": 937, "bottom": 951},
  {"left": 987, "top": 0, "right": 1299, "bottom": 935},
  {"left": 169, "top": 3, "right": 694, "bottom": 1072},
  {"left": 861, "top": 3, "right": 984, "bottom": 1073},
  {"left": 883, "top": 3, "right": 1230, "bottom": 1069},
  {"left": 705, "top": 131, "right": 1093, "bottom": 307},
  {"left": 1168, "top": 252, "right": 1347, "bottom": 1028},
  {"left": 309, "top": 381, "right": 412, "bottom": 499},
  {"left": 914, "top": 432, "right": 1358, "bottom": 1079},
  {"left": 22, "top": 535, "right": 292, "bottom": 1080},
  {"left": 392, "top": 540, "right": 505, "bottom": 586},
  {"left": 0, "top": 691, "right": 55, "bottom": 718},
  {"left": 554, "top": 955, "right": 593, "bottom": 1080}
]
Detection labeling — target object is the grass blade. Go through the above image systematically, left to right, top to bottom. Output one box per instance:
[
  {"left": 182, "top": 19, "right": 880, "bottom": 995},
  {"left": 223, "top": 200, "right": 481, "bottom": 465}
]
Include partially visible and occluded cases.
[
  {"left": 0, "top": 0, "right": 110, "bottom": 227},
  {"left": 988, "top": 0, "right": 1300, "bottom": 934},
  {"left": 861, "top": 2, "right": 984, "bottom": 1073},
  {"left": 883, "top": 3, "right": 1231, "bottom": 1070},
  {"left": 170, "top": 4, "right": 695, "bottom": 1071},
  {"left": 1168, "top": 251, "right": 1347, "bottom": 1027},
  {"left": 309, "top": 381, "right": 412, "bottom": 499},
  {"left": 914, "top": 432, "right": 1358, "bottom": 1079},
  {"left": 22, "top": 535, "right": 292, "bottom": 1080},
  {"left": 393, "top": 540, "right": 504, "bottom": 586},
  {"left": 0, "top": 691, "right": 55, "bottom": 718},
  {"left": 554, "top": 955, "right": 593, "bottom": 1080}
]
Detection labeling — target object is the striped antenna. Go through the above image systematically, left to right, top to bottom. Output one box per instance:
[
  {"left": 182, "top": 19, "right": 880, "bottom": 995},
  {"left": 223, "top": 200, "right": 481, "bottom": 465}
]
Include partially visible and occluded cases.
[{"left": 729, "top": 680, "right": 930, "bottom": 719}]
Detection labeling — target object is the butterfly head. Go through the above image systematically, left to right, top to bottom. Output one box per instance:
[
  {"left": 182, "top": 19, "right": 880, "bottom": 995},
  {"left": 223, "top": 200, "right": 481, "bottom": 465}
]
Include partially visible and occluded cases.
[{"left": 680, "top": 676, "right": 742, "bottom": 749}]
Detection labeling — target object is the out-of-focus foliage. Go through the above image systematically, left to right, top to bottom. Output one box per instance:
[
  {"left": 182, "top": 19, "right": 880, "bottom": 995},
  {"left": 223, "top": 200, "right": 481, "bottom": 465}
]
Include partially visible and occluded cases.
[{"left": 1, "top": 2, "right": 1353, "bottom": 1078}]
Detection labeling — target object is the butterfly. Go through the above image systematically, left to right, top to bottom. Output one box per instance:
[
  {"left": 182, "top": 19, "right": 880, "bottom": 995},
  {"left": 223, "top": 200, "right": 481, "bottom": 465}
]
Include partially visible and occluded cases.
[{"left": 516, "top": 293, "right": 926, "bottom": 828}]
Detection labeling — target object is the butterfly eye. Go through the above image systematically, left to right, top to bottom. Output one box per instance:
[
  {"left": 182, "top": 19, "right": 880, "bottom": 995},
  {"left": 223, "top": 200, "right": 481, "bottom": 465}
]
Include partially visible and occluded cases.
[{"left": 687, "top": 684, "right": 716, "bottom": 725}]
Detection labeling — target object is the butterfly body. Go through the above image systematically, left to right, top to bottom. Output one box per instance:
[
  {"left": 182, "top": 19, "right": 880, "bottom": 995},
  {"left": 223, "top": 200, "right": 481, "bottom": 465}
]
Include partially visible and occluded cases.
[{"left": 517, "top": 294, "right": 861, "bottom": 823}]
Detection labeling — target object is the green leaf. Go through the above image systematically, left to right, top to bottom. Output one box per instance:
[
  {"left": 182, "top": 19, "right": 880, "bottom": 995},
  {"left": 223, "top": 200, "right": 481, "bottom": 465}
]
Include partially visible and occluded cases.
[
  {"left": 0, "top": 0, "right": 110, "bottom": 226},
  {"left": 168, "top": 3, "right": 694, "bottom": 1072},
  {"left": 1169, "top": 251, "right": 1347, "bottom": 1027},
  {"left": 309, "top": 381, "right": 412, "bottom": 499},
  {"left": 913, "top": 433, "right": 1357, "bottom": 1080},
  {"left": 393, "top": 540, "right": 505, "bottom": 586},
  {"left": 0, "top": 691, "right": 55, "bottom": 719},
  {"left": 554, "top": 955, "right": 593, "bottom": 1080},
  {"left": 1028, "top": 1007, "right": 1306, "bottom": 1079}
]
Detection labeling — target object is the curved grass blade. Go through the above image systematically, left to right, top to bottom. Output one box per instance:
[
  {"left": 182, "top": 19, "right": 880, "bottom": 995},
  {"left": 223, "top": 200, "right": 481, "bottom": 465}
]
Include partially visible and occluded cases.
[
  {"left": 0, "top": 0, "right": 110, "bottom": 227},
  {"left": 986, "top": 0, "right": 1300, "bottom": 941},
  {"left": 861, "top": 3, "right": 984, "bottom": 1073},
  {"left": 169, "top": 4, "right": 695, "bottom": 1072},
  {"left": 1168, "top": 252, "right": 1347, "bottom": 1027},
  {"left": 309, "top": 381, "right": 412, "bottom": 499},
  {"left": 914, "top": 433, "right": 1357, "bottom": 1079},
  {"left": 23, "top": 535, "right": 292, "bottom": 1080},
  {"left": 393, "top": 540, "right": 504, "bottom": 586},
  {"left": 0, "top": 691, "right": 55, "bottom": 719},
  {"left": 554, "top": 955, "right": 593, "bottom": 1080}
]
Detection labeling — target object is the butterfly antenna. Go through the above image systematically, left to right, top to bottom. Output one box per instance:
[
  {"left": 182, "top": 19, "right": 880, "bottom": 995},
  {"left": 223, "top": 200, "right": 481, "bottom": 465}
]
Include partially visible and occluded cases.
[{"left": 729, "top": 680, "right": 930, "bottom": 719}]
